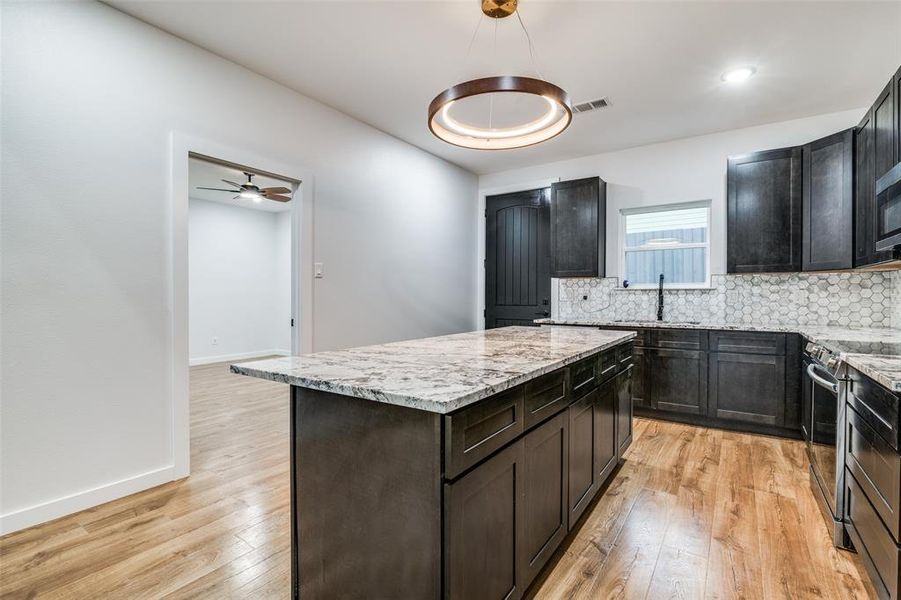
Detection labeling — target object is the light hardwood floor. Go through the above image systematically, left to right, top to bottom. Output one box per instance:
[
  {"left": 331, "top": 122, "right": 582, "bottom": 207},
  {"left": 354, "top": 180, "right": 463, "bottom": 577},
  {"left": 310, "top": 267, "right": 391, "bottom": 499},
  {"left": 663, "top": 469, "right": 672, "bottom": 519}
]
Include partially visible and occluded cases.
[{"left": 0, "top": 362, "right": 876, "bottom": 599}]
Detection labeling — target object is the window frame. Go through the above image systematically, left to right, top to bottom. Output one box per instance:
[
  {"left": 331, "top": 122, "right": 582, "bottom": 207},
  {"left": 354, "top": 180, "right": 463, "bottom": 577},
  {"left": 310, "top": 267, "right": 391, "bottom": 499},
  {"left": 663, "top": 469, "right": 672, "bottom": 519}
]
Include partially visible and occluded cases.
[{"left": 618, "top": 200, "right": 712, "bottom": 290}]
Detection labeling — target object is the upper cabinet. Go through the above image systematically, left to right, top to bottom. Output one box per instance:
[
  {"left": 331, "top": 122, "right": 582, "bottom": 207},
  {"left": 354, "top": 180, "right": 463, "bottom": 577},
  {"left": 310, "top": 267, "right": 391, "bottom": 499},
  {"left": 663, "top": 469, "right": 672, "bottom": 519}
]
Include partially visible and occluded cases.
[
  {"left": 874, "top": 77, "right": 896, "bottom": 181},
  {"left": 855, "top": 109, "right": 895, "bottom": 267},
  {"left": 802, "top": 129, "right": 854, "bottom": 271},
  {"left": 727, "top": 147, "right": 802, "bottom": 273},
  {"left": 550, "top": 177, "right": 606, "bottom": 278}
]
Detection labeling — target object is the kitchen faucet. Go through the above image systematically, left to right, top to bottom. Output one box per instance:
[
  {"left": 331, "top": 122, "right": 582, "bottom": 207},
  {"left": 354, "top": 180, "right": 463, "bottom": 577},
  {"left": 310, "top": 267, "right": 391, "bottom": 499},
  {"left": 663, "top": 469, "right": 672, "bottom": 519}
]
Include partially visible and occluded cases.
[{"left": 656, "top": 273, "right": 664, "bottom": 321}]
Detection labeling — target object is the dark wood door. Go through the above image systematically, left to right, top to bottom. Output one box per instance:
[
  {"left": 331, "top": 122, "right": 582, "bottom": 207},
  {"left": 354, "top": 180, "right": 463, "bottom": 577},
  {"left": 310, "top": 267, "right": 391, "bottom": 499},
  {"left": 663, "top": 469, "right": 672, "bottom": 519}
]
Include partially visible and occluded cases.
[
  {"left": 874, "top": 77, "right": 896, "bottom": 181},
  {"left": 802, "top": 129, "right": 854, "bottom": 271},
  {"left": 727, "top": 147, "right": 802, "bottom": 273},
  {"left": 550, "top": 177, "right": 606, "bottom": 278},
  {"left": 485, "top": 188, "right": 551, "bottom": 328},
  {"left": 647, "top": 348, "right": 707, "bottom": 415},
  {"left": 708, "top": 352, "right": 786, "bottom": 427},
  {"left": 615, "top": 367, "right": 634, "bottom": 458},
  {"left": 594, "top": 379, "right": 617, "bottom": 484},
  {"left": 567, "top": 388, "right": 597, "bottom": 528},
  {"left": 521, "top": 412, "right": 568, "bottom": 585},
  {"left": 446, "top": 440, "right": 525, "bottom": 600}
]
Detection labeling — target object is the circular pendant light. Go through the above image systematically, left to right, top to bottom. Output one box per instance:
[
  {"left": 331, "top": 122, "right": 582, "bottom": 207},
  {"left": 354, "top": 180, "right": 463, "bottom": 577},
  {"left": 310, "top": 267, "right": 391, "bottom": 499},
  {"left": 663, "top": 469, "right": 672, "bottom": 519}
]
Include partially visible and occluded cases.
[{"left": 428, "top": 0, "right": 572, "bottom": 150}]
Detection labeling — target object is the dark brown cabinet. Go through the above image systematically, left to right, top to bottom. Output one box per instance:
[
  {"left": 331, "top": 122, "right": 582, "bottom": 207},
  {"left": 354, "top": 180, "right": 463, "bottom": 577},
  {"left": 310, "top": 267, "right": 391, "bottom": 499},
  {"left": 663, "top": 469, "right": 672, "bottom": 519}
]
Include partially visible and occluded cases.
[
  {"left": 874, "top": 77, "right": 896, "bottom": 181},
  {"left": 855, "top": 109, "right": 895, "bottom": 267},
  {"left": 802, "top": 129, "right": 854, "bottom": 271},
  {"left": 727, "top": 147, "right": 802, "bottom": 273},
  {"left": 550, "top": 177, "right": 606, "bottom": 278},
  {"left": 632, "top": 346, "right": 650, "bottom": 409},
  {"left": 646, "top": 348, "right": 707, "bottom": 415},
  {"left": 708, "top": 352, "right": 786, "bottom": 427},
  {"left": 615, "top": 367, "right": 634, "bottom": 458},
  {"left": 594, "top": 379, "right": 617, "bottom": 484},
  {"left": 567, "top": 388, "right": 597, "bottom": 527},
  {"left": 522, "top": 411, "right": 569, "bottom": 586},
  {"left": 446, "top": 440, "right": 526, "bottom": 600}
]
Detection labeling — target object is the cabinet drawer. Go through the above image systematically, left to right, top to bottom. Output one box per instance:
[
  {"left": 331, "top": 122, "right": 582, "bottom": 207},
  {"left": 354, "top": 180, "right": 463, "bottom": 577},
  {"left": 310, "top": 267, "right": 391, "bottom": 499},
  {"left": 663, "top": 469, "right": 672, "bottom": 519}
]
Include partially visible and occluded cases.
[
  {"left": 649, "top": 329, "right": 707, "bottom": 351},
  {"left": 709, "top": 331, "right": 785, "bottom": 355},
  {"left": 616, "top": 343, "right": 634, "bottom": 371},
  {"left": 597, "top": 349, "right": 618, "bottom": 384},
  {"left": 570, "top": 356, "right": 598, "bottom": 397},
  {"left": 848, "top": 366, "right": 900, "bottom": 451},
  {"left": 523, "top": 369, "right": 568, "bottom": 430},
  {"left": 445, "top": 387, "right": 524, "bottom": 479},
  {"left": 846, "top": 404, "right": 901, "bottom": 542},
  {"left": 846, "top": 471, "right": 900, "bottom": 600}
]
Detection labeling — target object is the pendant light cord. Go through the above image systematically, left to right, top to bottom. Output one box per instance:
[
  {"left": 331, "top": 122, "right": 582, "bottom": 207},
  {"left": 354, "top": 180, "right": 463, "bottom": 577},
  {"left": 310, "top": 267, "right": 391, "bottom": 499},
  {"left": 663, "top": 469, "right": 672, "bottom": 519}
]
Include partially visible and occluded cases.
[
  {"left": 516, "top": 9, "right": 544, "bottom": 81},
  {"left": 489, "top": 16, "right": 498, "bottom": 130}
]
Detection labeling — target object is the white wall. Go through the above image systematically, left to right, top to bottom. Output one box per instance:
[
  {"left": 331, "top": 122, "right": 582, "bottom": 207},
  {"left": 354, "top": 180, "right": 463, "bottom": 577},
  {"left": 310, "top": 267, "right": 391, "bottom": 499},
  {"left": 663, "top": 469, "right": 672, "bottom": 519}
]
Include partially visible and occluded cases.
[
  {"left": 0, "top": 1, "right": 478, "bottom": 533},
  {"left": 476, "top": 108, "right": 866, "bottom": 326},
  {"left": 188, "top": 199, "right": 291, "bottom": 364}
]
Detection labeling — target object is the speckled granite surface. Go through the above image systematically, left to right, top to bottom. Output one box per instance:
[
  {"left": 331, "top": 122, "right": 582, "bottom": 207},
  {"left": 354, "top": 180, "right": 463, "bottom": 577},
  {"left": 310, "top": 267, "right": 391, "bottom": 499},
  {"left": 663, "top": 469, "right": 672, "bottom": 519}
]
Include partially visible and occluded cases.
[
  {"left": 536, "top": 319, "right": 901, "bottom": 392},
  {"left": 231, "top": 326, "right": 635, "bottom": 413}
]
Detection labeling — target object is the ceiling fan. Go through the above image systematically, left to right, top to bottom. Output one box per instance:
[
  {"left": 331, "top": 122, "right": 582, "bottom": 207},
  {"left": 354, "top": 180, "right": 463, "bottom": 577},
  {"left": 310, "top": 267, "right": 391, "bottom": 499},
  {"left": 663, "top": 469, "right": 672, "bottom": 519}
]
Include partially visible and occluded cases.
[{"left": 196, "top": 172, "right": 292, "bottom": 203}]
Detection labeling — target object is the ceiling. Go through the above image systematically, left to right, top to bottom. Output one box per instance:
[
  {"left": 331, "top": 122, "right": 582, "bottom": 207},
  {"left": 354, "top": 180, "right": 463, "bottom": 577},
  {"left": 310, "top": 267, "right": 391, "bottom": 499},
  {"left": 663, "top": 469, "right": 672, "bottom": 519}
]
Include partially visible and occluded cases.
[
  {"left": 112, "top": 1, "right": 901, "bottom": 175},
  {"left": 189, "top": 157, "right": 295, "bottom": 213}
]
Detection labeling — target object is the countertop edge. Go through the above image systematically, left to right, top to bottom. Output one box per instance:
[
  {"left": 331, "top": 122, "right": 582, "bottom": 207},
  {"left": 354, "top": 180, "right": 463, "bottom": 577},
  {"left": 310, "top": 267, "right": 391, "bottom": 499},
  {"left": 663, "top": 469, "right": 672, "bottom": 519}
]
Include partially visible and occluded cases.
[{"left": 231, "top": 331, "right": 636, "bottom": 414}]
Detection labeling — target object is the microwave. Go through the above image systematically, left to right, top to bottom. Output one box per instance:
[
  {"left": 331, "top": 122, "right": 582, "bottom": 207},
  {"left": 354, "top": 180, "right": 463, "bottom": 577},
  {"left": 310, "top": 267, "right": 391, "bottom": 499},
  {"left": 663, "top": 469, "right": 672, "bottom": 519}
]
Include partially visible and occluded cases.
[{"left": 875, "top": 162, "right": 901, "bottom": 252}]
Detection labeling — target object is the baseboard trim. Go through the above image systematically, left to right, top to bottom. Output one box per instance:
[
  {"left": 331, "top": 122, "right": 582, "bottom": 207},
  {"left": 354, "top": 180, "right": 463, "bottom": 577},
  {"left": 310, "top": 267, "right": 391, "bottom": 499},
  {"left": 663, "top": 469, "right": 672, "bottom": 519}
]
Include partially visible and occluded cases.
[
  {"left": 189, "top": 349, "right": 290, "bottom": 366},
  {"left": 0, "top": 465, "right": 177, "bottom": 535}
]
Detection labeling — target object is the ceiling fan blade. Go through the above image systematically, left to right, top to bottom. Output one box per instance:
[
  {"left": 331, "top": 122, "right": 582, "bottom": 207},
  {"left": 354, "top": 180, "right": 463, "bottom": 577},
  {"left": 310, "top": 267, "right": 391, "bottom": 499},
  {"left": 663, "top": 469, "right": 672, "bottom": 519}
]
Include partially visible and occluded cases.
[
  {"left": 222, "top": 179, "right": 244, "bottom": 188},
  {"left": 196, "top": 186, "right": 240, "bottom": 193},
  {"left": 261, "top": 186, "right": 291, "bottom": 195},
  {"left": 265, "top": 194, "right": 292, "bottom": 202}
]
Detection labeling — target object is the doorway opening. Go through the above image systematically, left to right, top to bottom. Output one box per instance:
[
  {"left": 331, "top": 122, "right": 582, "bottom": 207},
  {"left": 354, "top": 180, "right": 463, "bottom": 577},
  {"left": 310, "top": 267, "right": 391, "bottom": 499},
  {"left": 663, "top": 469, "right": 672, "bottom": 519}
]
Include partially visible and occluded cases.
[{"left": 187, "top": 154, "right": 300, "bottom": 364}]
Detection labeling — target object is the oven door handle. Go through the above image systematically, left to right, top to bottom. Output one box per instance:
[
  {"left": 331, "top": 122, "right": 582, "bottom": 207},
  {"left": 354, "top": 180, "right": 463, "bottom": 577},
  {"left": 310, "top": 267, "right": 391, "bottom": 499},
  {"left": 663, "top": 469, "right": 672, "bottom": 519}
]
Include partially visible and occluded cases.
[{"left": 807, "top": 363, "right": 838, "bottom": 394}]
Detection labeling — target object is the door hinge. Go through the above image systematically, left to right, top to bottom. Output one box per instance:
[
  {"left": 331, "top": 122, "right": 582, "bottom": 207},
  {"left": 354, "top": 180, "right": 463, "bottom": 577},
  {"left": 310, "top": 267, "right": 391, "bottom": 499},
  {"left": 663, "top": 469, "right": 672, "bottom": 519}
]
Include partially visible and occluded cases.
[
  {"left": 484, "top": 208, "right": 488, "bottom": 217},
  {"left": 483, "top": 309, "right": 487, "bottom": 317},
  {"left": 291, "top": 318, "right": 295, "bottom": 327}
]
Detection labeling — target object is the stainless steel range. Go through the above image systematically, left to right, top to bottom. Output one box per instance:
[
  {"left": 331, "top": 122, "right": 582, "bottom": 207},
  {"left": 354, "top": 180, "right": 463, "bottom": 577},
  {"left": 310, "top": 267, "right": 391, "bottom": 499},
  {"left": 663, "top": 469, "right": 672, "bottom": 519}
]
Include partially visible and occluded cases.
[{"left": 803, "top": 341, "right": 850, "bottom": 549}]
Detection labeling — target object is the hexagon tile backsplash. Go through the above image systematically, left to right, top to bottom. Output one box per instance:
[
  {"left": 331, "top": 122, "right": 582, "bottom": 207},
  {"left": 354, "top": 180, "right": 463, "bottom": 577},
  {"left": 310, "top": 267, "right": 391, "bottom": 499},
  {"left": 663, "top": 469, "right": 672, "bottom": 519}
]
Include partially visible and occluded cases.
[{"left": 557, "top": 271, "right": 901, "bottom": 329}]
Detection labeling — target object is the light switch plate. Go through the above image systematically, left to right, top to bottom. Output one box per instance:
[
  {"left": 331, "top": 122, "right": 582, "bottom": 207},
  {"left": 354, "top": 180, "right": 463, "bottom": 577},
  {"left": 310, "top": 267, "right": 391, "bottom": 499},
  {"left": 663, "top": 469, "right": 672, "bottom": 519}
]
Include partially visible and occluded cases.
[{"left": 314, "top": 262, "right": 324, "bottom": 279}]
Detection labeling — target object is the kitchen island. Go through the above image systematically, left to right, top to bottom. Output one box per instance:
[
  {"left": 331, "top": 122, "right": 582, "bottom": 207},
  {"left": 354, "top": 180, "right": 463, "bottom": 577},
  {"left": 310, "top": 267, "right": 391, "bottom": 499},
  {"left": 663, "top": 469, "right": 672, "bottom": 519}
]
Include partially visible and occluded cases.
[{"left": 231, "top": 326, "right": 636, "bottom": 600}]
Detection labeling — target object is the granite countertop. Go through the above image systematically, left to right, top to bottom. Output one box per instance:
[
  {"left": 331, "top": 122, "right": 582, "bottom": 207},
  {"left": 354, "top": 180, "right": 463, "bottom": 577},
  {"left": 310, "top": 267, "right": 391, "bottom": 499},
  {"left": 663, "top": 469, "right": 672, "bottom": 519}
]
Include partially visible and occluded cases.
[
  {"left": 536, "top": 318, "right": 901, "bottom": 392},
  {"left": 231, "top": 326, "right": 636, "bottom": 414}
]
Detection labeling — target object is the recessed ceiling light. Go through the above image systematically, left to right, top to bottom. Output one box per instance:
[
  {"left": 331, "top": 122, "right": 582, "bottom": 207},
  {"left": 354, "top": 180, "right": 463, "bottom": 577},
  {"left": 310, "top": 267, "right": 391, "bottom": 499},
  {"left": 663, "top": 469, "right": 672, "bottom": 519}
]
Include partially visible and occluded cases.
[{"left": 721, "top": 66, "right": 756, "bottom": 83}]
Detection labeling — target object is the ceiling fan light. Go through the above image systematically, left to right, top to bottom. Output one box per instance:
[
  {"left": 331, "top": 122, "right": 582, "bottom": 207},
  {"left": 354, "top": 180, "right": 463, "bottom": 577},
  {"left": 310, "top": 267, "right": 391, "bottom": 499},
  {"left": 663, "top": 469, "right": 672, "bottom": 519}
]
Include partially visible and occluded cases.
[{"left": 240, "top": 191, "right": 259, "bottom": 200}]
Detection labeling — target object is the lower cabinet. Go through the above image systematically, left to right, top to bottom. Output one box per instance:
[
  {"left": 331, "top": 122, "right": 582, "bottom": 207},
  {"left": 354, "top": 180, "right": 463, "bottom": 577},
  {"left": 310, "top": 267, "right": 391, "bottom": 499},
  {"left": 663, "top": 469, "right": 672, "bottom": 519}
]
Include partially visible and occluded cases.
[
  {"left": 632, "top": 346, "right": 650, "bottom": 409},
  {"left": 646, "top": 348, "right": 707, "bottom": 414},
  {"left": 708, "top": 352, "right": 786, "bottom": 427},
  {"left": 615, "top": 367, "right": 634, "bottom": 458},
  {"left": 594, "top": 380, "right": 617, "bottom": 485},
  {"left": 568, "top": 388, "right": 597, "bottom": 527},
  {"left": 522, "top": 412, "right": 569, "bottom": 585},
  {"left": 445, "top": 441, "right": 526, "bottom": 600}
]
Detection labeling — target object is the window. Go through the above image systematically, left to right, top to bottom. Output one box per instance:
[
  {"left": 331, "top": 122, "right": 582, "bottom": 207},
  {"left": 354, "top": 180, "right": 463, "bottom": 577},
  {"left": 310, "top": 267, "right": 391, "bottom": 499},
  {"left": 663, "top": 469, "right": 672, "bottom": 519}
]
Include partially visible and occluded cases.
[{"left": 620, "top": 201, "right": 711, "bottom": 288}]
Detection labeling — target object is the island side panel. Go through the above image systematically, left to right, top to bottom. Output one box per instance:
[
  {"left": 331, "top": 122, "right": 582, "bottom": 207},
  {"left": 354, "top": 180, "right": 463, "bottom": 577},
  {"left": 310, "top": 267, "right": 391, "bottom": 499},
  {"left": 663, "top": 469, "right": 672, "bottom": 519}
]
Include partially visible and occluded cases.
[{"left": 292, "top": 386, "right": 443, "bottom": 599}]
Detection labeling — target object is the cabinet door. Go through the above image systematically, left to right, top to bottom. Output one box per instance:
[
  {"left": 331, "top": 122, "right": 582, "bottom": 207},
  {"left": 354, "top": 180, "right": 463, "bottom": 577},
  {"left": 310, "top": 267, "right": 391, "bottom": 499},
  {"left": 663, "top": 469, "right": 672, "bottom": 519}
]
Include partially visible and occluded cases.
[
  {"left": 896, "top": 66, "right": 901, "bottom": 167},
  {"left": 874, "top": 77, "right": 896, "bottom": 181},
  {"left": 854, "top": 110, "right": 894, "bottom": 267},
  {"left": 802, "top": 129, "right": 854, "bottom": 271},
  {"left": 727, "top": 147, "right": 802, "bottom": 273},
  {"left": 550, "top": 177, "right": 606, "bottom": 277},
  {"left": 631, "top": 346, "right": 651, "bottom": 409},
  {"left": 647, "top": 348, "right": 707, "bottom": 415},
  {"left": 708, "top": 352, "right": 786, "bottom": 427},
  {"left": 801, "top": 357, "right": 813, "bottom": 442},
  {"left": 615, "top": 367, "right": 634, "bottom": 458},
  {"left": 594, "top": 380, "right": 617, "bottom": 485},
  {"left": 567, "top": 389, "right": 597, "bottom": 527},
  {"left": 522, "top": 412, "right": 568, "bottom": 585},
  {"left": 446, "top": 440, "right": 525, "bottom": 600}
]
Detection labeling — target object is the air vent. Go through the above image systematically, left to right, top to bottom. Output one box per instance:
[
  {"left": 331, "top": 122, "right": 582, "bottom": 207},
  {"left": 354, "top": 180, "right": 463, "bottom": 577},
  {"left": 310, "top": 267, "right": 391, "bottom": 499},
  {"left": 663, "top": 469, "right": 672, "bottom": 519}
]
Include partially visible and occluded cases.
[{"left": 572, "top": 97, "right": 610, "bottom": 114}]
